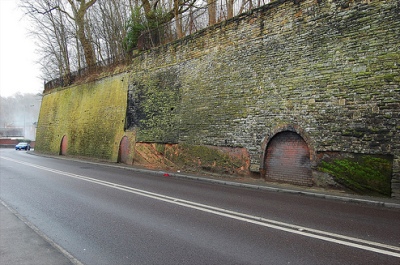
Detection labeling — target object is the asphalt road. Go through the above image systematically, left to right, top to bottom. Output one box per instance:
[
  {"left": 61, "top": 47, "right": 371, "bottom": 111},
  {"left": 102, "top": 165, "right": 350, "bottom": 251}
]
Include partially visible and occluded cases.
[{"left": 1, "top": 149, "right": 399, "bottom": 265}]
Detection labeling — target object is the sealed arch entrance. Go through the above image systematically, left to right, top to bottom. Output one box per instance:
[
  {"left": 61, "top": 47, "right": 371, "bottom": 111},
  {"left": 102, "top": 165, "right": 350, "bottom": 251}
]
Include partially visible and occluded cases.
[
  {"left": 264, "top": 131, "right": 312, "bottom": 186},
  {"left": 59, "top": 135, "right": 68, "bottom": 155},
  {"left": 118, "top": 136, "right": 130, "bottom": 164}
]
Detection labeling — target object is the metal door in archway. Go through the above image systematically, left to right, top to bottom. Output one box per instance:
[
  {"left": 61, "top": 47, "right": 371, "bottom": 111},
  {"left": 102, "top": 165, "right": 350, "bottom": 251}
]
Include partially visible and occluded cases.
[{"left": 264, "top": 131, "right": 312, "bottom": 186}]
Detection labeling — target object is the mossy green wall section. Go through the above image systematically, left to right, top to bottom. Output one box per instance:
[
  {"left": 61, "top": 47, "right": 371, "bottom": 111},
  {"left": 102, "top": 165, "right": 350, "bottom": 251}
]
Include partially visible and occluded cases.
[
  {"left": 126, "top": 0, "right": 400, "bottom": 196},
  {"left": 36, "top": 73, "right": 128, "bottom": 160}
]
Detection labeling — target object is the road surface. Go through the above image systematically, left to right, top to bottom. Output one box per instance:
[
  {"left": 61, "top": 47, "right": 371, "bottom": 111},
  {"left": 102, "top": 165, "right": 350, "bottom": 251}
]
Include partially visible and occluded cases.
[{"left": 1, "top": 149, "right": 399, "bottom": 264}]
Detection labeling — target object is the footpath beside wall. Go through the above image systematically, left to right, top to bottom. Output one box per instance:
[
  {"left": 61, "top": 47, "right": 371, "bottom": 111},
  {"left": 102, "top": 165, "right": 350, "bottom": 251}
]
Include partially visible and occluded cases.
[{"left": 37, "top": 0, "right": 400, "bottom": 198}]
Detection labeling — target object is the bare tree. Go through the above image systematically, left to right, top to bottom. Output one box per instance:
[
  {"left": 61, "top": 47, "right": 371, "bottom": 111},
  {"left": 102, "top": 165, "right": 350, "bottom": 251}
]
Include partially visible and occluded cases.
[
  {"left": 20, "top": 0, "right": 74, "bottom": 82},
  {"left": 21, "top": 0, "right": 272, "bottom": 87},
  {"left": 21, "top": 0, "right": 135, "bottom": 78},
  {"left": 22, "top": 0, "right": 100, "bottom": 70},
  {"left": 64, "top": 0, "right": 97, "bottom": 69},
  {"left": 140, "top": 0, "right": 199, "bottom": 27},
  {"left": 88, "top": 1, "right": 132, "bottom": 61}
]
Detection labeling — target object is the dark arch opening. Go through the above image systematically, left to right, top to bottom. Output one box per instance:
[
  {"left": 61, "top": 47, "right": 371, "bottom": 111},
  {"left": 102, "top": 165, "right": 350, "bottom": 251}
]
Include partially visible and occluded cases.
[{"left": 264, "top": 131, "right": 312, "bottom": 186}]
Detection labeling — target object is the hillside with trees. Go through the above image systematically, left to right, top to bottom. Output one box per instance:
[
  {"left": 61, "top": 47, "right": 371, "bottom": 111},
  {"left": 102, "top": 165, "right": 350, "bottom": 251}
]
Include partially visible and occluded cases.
[{"left": 19, "top": 0, "right": 270, "bottom": 86}]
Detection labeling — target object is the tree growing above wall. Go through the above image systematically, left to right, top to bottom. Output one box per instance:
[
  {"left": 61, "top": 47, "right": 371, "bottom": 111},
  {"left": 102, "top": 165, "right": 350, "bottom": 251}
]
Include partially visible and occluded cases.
[{"left": 20, "top": 0, "right": 271, "bottom": 85}]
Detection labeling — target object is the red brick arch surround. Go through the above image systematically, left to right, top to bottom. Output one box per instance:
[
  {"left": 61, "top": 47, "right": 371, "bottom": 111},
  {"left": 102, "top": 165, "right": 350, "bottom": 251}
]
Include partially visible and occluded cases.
[
  {"left": 260, "top": 125, "right": 316, "bottom": 186},
  {"left": 59, "top": 135, "right": 68, "bottom": 156},
  {"left": 118, "top": 136, "right": 130, "bottom": 164}
]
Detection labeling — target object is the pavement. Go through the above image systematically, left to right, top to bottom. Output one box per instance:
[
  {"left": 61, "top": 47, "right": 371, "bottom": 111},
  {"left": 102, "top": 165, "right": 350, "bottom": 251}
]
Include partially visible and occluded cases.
[
  {"left": 1, "top": 153, "right": 400, "bottom": 265},
  {"left": 0, "top": 201, "right": 80, "bottom": 265}
]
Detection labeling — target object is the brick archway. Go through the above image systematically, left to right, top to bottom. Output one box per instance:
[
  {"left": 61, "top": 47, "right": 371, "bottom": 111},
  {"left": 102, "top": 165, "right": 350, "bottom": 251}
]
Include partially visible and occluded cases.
[
  {"left": 264, "top": 131, "right": 312, "bottom": 186},
  {"left": 59, "top": 135, "right": 68, "bottom": 155},
  {"left": 118, "top": 136, "right": 130, "bottom": 164}
]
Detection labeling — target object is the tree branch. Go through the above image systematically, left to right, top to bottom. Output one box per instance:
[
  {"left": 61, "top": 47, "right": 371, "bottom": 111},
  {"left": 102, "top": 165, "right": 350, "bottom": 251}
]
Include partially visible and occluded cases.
[{"left": 26, "top": 5, "right": 58, "bottom": 15}]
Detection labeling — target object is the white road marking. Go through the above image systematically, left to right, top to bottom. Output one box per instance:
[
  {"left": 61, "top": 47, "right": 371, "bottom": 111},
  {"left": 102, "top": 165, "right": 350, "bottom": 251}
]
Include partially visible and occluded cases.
[{"left": 2, "top": 156, "right": 400, "bottom": 258}]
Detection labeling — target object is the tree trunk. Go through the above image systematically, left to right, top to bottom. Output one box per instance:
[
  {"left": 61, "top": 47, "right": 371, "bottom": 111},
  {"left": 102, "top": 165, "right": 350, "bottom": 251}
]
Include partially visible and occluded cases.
[
  {"left": 67, "top": 0, "right": 97, "bottom": 70},
  {"left": 174, "top": 0, "right": 183, "bottom": 38},
  {"left": 208, "top": 0, "right": 217, "bottom": 25},
  {"left": 227, "top": 0, "right": 234, "bottom": 19}
]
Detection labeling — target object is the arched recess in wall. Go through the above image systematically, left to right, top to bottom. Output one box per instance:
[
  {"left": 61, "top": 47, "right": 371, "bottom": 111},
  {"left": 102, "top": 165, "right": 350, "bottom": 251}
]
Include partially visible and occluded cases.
[
  {"left": 263, "top": 131, "right": 312, "bottom": 186},
  {"left": 59, "top": 135, "right": 68, "bottom": 155},
  {"left": 118, "top": 136, "right": 130, "bottom": 164}
]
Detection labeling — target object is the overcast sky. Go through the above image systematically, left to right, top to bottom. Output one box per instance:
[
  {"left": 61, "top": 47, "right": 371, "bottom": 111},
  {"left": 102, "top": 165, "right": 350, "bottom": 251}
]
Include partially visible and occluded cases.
[{"left": 0, "top": 0, "right": 43, "bottom": 98}]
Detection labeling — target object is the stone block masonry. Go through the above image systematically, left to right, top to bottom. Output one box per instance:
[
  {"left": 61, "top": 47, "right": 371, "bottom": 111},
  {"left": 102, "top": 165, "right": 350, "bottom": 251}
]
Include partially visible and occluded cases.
[
  {"left": 37, "top": 0, "right": 400, "bottom": 198},
  {"left": 127, "top": 0, "right": 399, "bottom": 197}
]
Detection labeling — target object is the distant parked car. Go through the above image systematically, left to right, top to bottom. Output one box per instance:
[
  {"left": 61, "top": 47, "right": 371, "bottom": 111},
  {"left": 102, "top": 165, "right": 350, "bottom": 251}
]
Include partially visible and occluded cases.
[{"left": 15, "top": 142, "right": 31, "bottom": 151}]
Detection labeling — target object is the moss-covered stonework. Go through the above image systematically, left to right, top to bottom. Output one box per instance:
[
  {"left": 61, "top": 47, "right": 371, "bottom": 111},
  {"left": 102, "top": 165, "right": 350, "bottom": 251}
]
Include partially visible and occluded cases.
[
  {"left": 125, "top": 0, "right": 399, "bottom": 197},
  {"left": 126, "top": 68, "right": 181, "bottom": 143},
  {"left": 36, "top": 73, "right": 129, "bottom": 160},
  {"left": 318, "top": 153, "right": 393, "bottom": 197}
]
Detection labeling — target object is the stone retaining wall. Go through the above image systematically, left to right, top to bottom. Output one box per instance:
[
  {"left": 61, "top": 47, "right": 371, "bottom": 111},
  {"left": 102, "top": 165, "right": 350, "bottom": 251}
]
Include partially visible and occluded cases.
[{"left": 37, "top": 0, "right": 400, "bottom": 197}]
